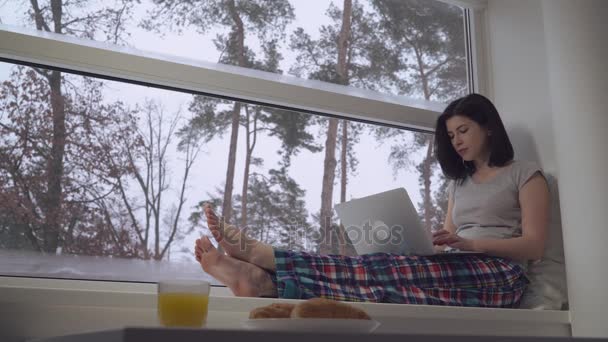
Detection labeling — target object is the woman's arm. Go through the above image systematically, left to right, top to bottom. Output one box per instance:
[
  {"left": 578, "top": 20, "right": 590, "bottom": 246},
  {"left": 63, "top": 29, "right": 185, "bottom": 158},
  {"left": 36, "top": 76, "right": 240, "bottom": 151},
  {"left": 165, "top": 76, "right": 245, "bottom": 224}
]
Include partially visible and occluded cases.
[
  {"left": 470, "top": 173, "right": 549, "bottom": 261},
  {"left": 434, "top": 192, "right": 458, "bottom": 252},
  {"left": 443, "top": 192, "right": 457, "bottom": 234}
]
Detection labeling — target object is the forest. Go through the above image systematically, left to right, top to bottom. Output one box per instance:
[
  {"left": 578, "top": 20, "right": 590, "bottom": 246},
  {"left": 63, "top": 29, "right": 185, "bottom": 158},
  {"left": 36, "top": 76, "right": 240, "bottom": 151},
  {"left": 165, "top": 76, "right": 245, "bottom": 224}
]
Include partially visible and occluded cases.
[{"left": 0, "top": 0, "right": 466, "bottom": 261}]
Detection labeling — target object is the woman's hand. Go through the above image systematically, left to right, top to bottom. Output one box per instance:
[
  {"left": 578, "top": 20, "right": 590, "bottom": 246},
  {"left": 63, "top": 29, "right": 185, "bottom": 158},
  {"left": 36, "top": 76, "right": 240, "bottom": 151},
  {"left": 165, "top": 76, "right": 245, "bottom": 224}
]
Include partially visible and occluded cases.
[{"left": 432, "top": 229, "right": 475, "bottom": 251}]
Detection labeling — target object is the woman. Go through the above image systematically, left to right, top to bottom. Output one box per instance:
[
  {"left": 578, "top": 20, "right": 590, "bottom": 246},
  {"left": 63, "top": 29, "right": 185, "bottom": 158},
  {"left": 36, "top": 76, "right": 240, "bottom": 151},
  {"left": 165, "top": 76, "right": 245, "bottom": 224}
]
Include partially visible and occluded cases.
[{"left": 194, "top": 93, "right": 549, "bottom": 308}]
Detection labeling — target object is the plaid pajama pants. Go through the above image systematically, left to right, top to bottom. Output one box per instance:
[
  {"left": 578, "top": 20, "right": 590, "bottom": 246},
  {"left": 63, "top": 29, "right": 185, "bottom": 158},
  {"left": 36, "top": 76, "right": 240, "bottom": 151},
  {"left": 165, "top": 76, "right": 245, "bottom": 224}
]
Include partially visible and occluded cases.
[{"left": 270, "top": 250, "right": 528, "bottom": 308}]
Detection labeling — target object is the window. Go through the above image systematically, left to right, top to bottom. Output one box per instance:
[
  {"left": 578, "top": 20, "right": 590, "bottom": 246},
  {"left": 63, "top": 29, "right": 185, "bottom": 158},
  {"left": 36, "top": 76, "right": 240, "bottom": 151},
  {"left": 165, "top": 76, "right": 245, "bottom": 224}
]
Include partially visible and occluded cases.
[
  {"left": 0, "top": 0, "right": 471, "bottom": 283},
  {"left": 0, "top": 0, "right": 466, "bottom": 100}
]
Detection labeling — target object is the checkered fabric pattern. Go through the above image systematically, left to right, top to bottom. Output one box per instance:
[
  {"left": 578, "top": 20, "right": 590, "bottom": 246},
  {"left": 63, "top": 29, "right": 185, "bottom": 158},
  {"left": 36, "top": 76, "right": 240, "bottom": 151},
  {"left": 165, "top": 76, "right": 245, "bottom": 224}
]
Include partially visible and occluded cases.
[{"left": 270, "top": 250, "right": 528, "bottom": 308}]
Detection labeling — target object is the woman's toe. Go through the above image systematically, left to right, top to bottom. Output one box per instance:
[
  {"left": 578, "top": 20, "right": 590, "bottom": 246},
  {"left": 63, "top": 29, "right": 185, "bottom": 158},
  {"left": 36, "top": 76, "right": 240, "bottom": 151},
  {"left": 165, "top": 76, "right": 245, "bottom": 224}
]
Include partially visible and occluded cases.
[{"left": 201, "top": 236, "right": 216, "bottom": 252}]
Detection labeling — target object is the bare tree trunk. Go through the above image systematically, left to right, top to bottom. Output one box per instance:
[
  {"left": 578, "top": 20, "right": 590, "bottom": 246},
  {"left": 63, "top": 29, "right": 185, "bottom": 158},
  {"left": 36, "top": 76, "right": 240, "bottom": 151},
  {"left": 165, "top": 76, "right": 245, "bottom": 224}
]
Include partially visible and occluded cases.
[
  {"left": 30, "top": 0, "right": 65, "bottom": 254},
  {"left": 50, "top": 0, "right": 62, "bottom": 32},
  {"left": 221, "top": 0, "right": 246, "bottom": 225},
  {"left": 319, "top": 0, "right": 352, "bottom": 255},
  {"left": 336, "top": 0, "right": 352, "bottom": 85},
  {"left": 414, "top": 45, "right": 434, "bottom": 232},
  {"left": 42, "top": 69, "right": 66, "bottom": 253},
  {"left": 222, "top": 102, "right": 241, "bottom": 225},
  {"left": 241, "top": 106, "right": 258, "bottom": 229},
  {"left": 241, "top": 109, "right": 251, "bottom": 228},
  {"left": 144, "top": 113, "right": 154, "bottom": 259},
  {"left": 154, "top": 113, "right": 164, "bottom": 258},
  {"left": 319, "top": 118, "right": 339, "bottom": 255},
  {"left": 337, "top": 119, "right": 357, "bottom": 256},
  {"left": 340, "top": 120, "right": 348, "bottom": 203},
  {"left": 422, "top": 139, "right": 434, "bottom": 231}
]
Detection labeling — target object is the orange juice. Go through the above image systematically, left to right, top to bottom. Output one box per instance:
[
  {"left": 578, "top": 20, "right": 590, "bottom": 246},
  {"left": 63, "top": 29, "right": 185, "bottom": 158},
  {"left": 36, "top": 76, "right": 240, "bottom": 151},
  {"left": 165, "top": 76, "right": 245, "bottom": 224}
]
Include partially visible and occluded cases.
[{"left": 157, "top": 292, "right": 209, "bottom": 327}]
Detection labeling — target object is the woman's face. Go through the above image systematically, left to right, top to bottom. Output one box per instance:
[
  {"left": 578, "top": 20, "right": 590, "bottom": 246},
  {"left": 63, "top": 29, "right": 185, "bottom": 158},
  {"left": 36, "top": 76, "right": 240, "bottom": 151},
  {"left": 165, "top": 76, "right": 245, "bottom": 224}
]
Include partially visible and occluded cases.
[{"left": 445, "top": 115, "right": 490, "bottom": 162}]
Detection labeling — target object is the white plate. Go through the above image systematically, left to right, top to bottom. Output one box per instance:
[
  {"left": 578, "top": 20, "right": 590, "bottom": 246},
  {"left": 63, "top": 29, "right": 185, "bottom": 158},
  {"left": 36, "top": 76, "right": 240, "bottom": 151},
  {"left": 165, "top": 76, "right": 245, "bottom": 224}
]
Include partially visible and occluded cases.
[{"left": 242, "top": 318, "right": 380, "bottom": 333}]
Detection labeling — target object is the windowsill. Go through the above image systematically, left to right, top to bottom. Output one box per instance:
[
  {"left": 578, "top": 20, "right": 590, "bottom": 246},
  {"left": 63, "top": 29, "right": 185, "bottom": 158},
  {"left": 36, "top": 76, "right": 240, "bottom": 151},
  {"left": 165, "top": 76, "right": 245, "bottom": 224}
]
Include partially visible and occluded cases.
[
  {"left": 0, "top": 249, "right": 221, "bottom": 285},
  {"left": 0, "top": 276, "right": 571, "bottom": 340}
]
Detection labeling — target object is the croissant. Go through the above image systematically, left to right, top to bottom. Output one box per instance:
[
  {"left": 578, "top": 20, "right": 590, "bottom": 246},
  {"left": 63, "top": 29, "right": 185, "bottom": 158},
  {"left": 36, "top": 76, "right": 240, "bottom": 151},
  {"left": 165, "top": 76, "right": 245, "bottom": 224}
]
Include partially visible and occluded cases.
[
  {"left": 249, "top": 298, "right": 371, "bottom": 320},
  {"left": 290, "top": 298, "right": 371, "bottom": 320},
  {"left": 249, "top": 303, "right": 296, "bottom": 319}
]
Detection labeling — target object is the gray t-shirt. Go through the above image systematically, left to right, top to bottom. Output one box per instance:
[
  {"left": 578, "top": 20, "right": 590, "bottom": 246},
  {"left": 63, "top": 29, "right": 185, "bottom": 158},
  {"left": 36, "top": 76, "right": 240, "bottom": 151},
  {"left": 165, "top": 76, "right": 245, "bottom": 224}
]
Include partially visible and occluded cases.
[{"left": 449, "top": 160, "right": 544, "bottom": 263}]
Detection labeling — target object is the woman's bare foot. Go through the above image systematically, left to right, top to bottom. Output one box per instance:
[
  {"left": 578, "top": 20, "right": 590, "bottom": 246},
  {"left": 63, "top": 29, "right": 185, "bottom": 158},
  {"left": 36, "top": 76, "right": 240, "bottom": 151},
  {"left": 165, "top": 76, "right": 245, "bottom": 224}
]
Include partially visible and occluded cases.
[
  {"left": 203, "top": 204, "right": 275, "bottom": 271},
  {"left": 194, "top": 236, "right": 277, "bottom": 298}
]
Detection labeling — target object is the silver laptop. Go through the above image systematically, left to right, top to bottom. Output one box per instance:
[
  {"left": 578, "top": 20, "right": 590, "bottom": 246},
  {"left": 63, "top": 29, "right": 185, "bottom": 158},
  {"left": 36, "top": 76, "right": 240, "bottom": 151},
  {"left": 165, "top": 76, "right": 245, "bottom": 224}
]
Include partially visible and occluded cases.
[{"left": 334, "top": 187, "right": 477, "bottom": 256}]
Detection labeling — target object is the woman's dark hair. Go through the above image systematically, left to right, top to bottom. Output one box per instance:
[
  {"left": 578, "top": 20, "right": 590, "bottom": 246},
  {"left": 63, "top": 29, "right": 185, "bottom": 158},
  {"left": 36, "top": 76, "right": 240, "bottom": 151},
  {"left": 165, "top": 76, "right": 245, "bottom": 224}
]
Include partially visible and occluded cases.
[{"left": 434, "top": 93, "right": 514, "bottom": 180}]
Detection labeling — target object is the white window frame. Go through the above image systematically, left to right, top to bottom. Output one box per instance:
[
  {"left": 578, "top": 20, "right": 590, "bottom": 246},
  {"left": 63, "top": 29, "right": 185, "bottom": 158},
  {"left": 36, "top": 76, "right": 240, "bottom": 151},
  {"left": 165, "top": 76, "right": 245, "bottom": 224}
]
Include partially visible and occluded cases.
[
  {"left": 0, "top": 0, "right": 491, "bottom": 288},
  {"left": 0, "top": 1, "right": 488, "bottom": 284},
  {"left": 0, "top": 3, "right": 572, "bottom": 338},
  {"left": 0, "top": 3, "right": 490, "bottom": 132},
  {"left": 465, "top": 4, "right": 492, "bottom": 96},
  {"left": 0, "top": 25, "right": 445, "bottom": 132}
]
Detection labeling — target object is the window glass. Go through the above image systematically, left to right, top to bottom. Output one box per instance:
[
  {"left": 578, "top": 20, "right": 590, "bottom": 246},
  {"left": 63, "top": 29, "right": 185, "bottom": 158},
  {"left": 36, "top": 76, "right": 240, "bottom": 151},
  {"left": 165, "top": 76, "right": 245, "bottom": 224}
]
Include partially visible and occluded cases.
[
  {"left": 0, "top": 0, "right": 467, "bottom": 101},
  {"left": 0, "top": 0, "right": 463, "bottom": 283},
  {"left": 0, "top": 62, "right": 448, "bottom": 282}
]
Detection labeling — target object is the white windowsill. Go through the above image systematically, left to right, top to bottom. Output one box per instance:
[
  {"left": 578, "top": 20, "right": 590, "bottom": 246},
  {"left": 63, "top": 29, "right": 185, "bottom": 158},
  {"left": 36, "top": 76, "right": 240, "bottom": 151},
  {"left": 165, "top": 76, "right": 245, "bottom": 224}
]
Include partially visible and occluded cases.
[{"left": 0, "top": 276, "right": 571, "bottom": 341}]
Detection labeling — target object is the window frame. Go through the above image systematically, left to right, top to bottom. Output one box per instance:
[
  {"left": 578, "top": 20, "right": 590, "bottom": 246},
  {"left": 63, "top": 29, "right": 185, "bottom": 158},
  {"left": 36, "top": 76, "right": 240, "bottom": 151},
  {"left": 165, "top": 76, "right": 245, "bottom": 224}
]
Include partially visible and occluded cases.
[
  {"left": 0, "top": 0, "right": 490, "bottom": 287},
  {"left": 0, "top": 4, "right": 489, "bottom": 132},
  {"left": 0, "top": 5, "right": 573, "bottom": 339},
  {"left": 0, "top": 25, "right": 444, "bottom": 132}
]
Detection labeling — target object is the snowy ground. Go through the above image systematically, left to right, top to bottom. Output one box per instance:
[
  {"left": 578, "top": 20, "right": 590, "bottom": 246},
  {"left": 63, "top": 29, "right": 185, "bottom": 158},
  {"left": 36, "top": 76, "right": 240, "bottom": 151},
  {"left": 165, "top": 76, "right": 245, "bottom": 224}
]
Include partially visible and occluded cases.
[{"left": 0, "top": 249, "right": 218, "bottom": 285}]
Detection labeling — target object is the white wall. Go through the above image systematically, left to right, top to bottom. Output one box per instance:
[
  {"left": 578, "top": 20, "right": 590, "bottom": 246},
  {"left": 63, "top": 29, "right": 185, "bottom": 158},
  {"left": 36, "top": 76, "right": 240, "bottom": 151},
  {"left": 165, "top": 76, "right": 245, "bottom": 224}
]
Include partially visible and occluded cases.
[
  {"left": 485, "top": 0, "right": 557, "bottom": 173},
  {"left": 485, "top": 0, "right": 568, "bottom": 311},
  {"left": 487, "top": 0, "right": 608, "bottom": 337},
  {"left": 541, "top": 0, "right": 608, "bottom": 338}
]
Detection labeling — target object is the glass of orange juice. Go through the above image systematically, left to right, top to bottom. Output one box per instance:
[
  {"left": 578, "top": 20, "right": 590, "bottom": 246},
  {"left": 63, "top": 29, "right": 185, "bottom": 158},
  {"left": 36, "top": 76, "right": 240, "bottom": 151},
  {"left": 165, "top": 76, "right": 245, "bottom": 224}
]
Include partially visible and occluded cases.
[{"left": 157, "top": 279, "right": 210, "bottom": 328}]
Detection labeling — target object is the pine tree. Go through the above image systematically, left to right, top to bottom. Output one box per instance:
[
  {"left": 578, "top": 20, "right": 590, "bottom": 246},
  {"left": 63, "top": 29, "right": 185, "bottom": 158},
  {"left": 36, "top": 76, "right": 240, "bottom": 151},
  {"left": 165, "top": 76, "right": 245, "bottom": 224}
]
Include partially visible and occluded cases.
[
  {"left": 143, "top": 0, "right": 295, "bottom": 226},
  {"left": 290, "top": 0, "right": 399, "bottom": 254},
  {"left": 371, "top": 0, "right": 467, "bottom": 230}
]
